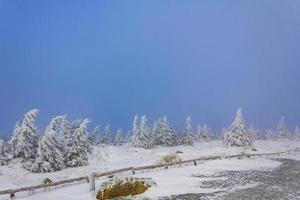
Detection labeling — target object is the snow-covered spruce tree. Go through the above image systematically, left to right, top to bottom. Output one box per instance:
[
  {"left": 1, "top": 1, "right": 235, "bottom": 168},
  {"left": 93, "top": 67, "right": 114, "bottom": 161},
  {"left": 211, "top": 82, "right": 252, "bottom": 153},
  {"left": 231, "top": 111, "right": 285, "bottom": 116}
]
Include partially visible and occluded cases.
[
  {"left": 224, "top": 108, "right": 251, "bottom": 147},
  {"left": 17, "top": 109, "right": 39, "bottom": 161},
  {"left": 130, "top": 115, "right": 153, "bottom": 149},
  {"left": 130, "top": 115, "right": 139, "bottom": 145},
  {"left": 35, "top": 116, "right": 65, "bottom": 172},
  {"left": 183, "top": 116, "right": 194, "bottom": 145},
  {"left": 153, "top": 117, "right": 177, "bottom": 146},
  {"left": 276, "top": 117, "right": 289, "bottom": 139},
  {"left": 60, "top": 118, "right": 74, "bottom": 164},
  {"left": 66, "top": 118, "right": 91, "bottom": 167},
  {"left": 8, "top": 122, "right": 21, "bottom": 158},
  {"left": 197, "top": 124, "right": 213, "bottom": 142},
  {"left": 88, "top": 125, "right": 101, "bottom": 146},
  {"left": 102, "top": 125, "right": 112, "bottom": 145},
  {"left": 114, "top": 129, "right": 124, "bottom": 146},
  {"left": 125, "top": 131, "right": 132, "bottom": 143},
  {"left": 0, "top": 139, "right": 9, "bottom": 165}
]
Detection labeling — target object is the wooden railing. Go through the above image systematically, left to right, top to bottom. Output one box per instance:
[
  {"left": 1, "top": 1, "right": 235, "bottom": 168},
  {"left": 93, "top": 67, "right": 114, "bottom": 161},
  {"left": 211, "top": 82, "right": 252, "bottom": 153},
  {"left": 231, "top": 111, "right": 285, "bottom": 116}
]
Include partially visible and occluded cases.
[{"left": 0, "top": 148, "right": 299, "bottom": 198}]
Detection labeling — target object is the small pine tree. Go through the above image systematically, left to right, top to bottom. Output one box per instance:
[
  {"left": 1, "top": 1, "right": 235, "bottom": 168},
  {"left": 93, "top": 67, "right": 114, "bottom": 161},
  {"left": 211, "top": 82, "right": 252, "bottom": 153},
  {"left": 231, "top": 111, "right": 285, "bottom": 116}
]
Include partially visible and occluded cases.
[
  {"left": 224, "top": 108, "right": 251, "bottom": 147},
  {"left": 17, "top": 109, "right": 39, "bottom": 161},
  {"left": 131, "top": 115, "right": 153, "bottom": 149},
  {"left": 36, "top": 116, "right": 65, "bottom": 172},
  {"left": 183, "top": 116, "right": 194, "bottom": 145},
  {"left": 153, "top": 117, "right": 177, "bottom": 146},
  {"left": 276, "top": 117, "right": 289, "bottom": 139},
  {"left": 66, "top": 118, "right": 90, "bottom": 167},
  {"left": 8, "top": 122, "right": 21, "bottom": 158},
  {"left": 197, "top": 124, "right": 213, "bottom": 142},
  {"left": 88, "top": 125, "right": 101, "bottom": 146},
  {"left": 102, "top": 125, "right": 112, "bottom": 145},
  {"left": 114, "top": 129, "right": 124, "bottom": 146},
  {"left": 125, "top": 131, "right": 132, "bottom": 143},
  {"left": 0, "top": 139, "right": 9, "bottom": 165}
]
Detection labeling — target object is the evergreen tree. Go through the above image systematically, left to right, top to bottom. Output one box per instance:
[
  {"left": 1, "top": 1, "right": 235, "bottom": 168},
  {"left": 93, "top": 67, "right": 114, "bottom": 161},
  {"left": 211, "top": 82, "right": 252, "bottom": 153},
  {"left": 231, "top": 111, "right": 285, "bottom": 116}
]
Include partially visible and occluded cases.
[
  {"left": 224, "top": 108, "right": 251, "bottom": 147},
  {"left": 17, "top": 109, "right": 39, "bottom": 161},
  {"left": 130, "top": 115, "right": 139, "bottom": 146},
  {"left": 131, "top": 115, "right": 152, "bottom": 149},
  {"left": 36, "top": 116, "right": 65, "bottom": 172},
  {"left": 183, "top": 116, "right": 194, "bottom": 145},
  {"left": 153, "top": 117, "right": 177, "bottom": 146},
  {"left": 276, "top": 117, "right": 289, "bottom": 139},
  {"left": 66, "top": 118, "right": 90, "bottom": 167},
  {"left": 8, "top": 122, "right": 21, "bottom": 158},
  {"left": 197, "top": 124, "right": 213, "bottom": 142},
  {"left": 88, "top": 125, "right": 101, "bottom": 146},
  {"left": 102, "top": 125, "right": 112, "bottom": 145},
  {"left": 195, "top": 125, "right": 202, "bottom": 141},
  {"left": 114, "top": 129, "right": 124, "bottom": 146},
  {"left": 125, "top": 131, "right": 132, "bottom": 143},
  {"left": 0, "top": 139, "right": 9, "bottom": 165}
]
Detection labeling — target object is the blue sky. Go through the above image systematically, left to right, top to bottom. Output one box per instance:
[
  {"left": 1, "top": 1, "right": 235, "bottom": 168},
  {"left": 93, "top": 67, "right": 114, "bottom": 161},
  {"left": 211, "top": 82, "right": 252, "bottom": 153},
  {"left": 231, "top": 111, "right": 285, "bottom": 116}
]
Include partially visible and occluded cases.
[{"left": 0, "top": 0, "right": 300, "bottom": 137}]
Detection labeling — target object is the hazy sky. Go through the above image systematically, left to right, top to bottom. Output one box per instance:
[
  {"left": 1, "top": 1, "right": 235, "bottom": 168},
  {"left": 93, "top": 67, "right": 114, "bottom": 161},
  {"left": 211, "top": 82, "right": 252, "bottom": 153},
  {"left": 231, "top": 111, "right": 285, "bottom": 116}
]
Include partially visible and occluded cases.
[{"left": 0, "top": 0, "right": 300, "bottom": 137}]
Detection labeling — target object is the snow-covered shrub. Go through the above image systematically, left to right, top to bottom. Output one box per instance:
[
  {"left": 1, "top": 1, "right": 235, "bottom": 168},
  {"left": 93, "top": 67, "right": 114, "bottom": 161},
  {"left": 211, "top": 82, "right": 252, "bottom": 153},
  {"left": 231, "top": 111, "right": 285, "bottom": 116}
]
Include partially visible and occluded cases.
[
  {"left": 224, "top": 108, "right": 252, "bottom": 147},
  {"left": 17, "top": 109, "right": 39, "bottom": 161},
  {"left": 130, "top": 115, "right": 153, "bottom": 149},
  {"left": 35, "top": 116, "right": 65, "bottom": 172},
  {"left": 182, "top": 116, "right": 194, "bottom": 145},
  {"left": 152, "top": 117, "right": 177, "bottom": 146},
  {"left": 160, "top": 153, "right": 182, "bottom": 165},
  {"left": 96, "top": 177, "right": 156, "bottom": 200},
  {"left": 42, "top": 178, "right": 53, "bottom": 185}
]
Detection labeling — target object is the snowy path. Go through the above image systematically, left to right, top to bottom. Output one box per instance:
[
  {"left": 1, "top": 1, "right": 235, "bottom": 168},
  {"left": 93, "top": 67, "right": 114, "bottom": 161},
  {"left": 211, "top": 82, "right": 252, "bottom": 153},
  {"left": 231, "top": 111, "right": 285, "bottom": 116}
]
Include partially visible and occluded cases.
[{"left": 160, "top": 158, "right": 300, "bottom": 200}]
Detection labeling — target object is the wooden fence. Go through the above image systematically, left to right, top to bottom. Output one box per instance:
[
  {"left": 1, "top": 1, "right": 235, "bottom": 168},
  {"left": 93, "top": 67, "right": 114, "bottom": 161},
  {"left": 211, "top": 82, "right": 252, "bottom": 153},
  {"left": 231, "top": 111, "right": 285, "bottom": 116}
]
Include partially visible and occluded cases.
[{"left": 0, "top": 148, "right": 299, "bottom": 198}]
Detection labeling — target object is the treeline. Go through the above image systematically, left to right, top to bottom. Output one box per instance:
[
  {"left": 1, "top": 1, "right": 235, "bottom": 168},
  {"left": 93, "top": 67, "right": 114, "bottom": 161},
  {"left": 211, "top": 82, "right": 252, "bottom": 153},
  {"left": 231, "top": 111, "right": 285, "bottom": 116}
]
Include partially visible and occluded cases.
[{"left": 0, "top": 108, "right": 299, "bottom": 173}]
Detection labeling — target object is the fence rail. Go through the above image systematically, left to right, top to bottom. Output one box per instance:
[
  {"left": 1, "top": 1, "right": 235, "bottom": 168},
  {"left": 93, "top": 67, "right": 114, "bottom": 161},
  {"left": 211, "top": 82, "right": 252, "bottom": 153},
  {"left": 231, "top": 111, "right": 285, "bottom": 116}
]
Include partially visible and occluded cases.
[{"left": 0, "top": 148, "right": 299, "bottom": 197}]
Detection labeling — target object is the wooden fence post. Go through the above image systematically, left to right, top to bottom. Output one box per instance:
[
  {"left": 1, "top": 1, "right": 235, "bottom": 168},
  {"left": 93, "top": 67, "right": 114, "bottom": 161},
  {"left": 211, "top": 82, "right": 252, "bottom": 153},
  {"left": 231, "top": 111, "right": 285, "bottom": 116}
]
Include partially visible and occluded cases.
[
  {"left": 89, "top": 173, "right": 95, "bottom": 192},
  {"left": 10, "top": 193, "right": 15, "bottom": 200}
]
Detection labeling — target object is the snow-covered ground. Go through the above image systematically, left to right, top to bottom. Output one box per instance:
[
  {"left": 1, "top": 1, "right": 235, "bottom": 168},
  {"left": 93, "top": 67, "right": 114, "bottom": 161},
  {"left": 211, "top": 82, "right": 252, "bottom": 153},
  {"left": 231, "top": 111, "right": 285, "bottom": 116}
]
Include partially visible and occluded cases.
[{"left": 0, "top": 140, "right": 299, "bottom": 200}]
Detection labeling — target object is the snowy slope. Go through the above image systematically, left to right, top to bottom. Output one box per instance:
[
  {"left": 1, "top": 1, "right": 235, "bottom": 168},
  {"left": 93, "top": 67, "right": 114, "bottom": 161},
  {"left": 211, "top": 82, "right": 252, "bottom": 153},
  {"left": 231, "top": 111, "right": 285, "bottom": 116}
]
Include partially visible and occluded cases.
[{"left": 0, "top": 140, "right": 299, "bottom": 200}]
